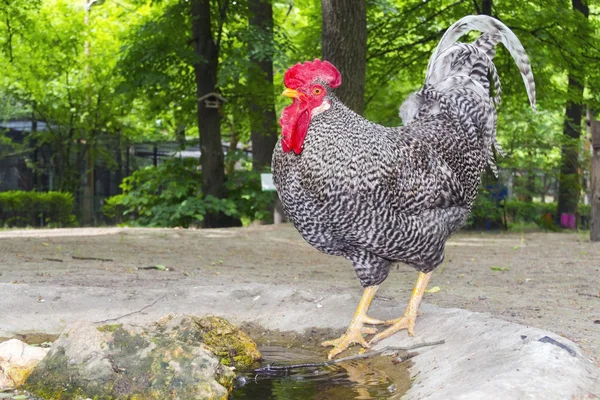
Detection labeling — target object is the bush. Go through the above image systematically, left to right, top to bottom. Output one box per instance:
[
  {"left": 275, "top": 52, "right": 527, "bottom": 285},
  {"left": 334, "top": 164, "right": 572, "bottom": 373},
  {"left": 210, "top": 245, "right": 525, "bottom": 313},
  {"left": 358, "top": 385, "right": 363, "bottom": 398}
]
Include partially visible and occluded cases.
[
  {"left": 103, "top": 158, "right": 275, "bottom": 227},
  {"left": 225, "top": 170, "right": 276, "bottom": 223},
  {"left": 467, "top": 188, "right": 506, "bottom": 229},
  {"left": 0, "top": 191, "right": 76, "bottom": 228},
  {"left": 468, "top": 194, "right": 592, "bottom": 231},
  {"left": 505, "top": 200, "right": 557, "bottom": 223}
]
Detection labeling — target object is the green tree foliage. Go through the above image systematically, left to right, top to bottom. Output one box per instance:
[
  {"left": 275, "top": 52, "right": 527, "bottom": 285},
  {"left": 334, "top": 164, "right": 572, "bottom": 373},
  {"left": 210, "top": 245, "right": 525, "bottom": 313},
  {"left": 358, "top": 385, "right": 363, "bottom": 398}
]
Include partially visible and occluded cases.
[
  {"left": 0, "top": 0, "right": 146, "bottom": 195},
  {"left": 1, "top": 0, "right": 599, "bottom": 228},
  {"left": 118, "top": 0, "right": 279, "bottom": 227},
  {"left": 247, "top": 0, "right": 279, "bottom": 171},
  {"left": 364, "top": 0, "right": 599, "bottom": 208},
  {"left": 557, "top": 0, "right": 590, "bottom": 216},
  {"left": 117, "top": 1, "right": 197, "bottom": 143}
]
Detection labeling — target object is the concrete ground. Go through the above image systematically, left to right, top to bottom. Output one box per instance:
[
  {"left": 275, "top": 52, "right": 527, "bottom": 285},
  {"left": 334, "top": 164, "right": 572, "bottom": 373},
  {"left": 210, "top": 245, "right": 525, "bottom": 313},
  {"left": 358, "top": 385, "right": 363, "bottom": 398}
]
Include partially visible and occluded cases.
[{"left": 0, "top": 225, "right": 599, "bottom": 398}]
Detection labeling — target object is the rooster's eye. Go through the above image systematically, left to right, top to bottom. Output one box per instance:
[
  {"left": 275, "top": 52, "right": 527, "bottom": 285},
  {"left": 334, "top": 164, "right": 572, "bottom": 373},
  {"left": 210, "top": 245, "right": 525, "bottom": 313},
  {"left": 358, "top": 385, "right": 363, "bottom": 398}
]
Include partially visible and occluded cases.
[{"left": 312, "top": 87, "right": 323, "bottom": 95}]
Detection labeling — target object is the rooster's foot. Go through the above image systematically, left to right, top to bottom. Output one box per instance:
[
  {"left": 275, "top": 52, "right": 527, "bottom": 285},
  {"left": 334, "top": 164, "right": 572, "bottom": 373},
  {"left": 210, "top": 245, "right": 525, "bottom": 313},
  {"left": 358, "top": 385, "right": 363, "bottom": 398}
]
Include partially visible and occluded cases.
[
  {"left": 368, "top": 271, "right": 432, "bottom": 345},
  {"left": 321, "top": 285, "right": 386, "bottom": 359},
  {"left": 368, "top": 314, "right": 417, "bottom": 345},
  {"left": 321, "top": 315, "right": 384, "bottom": 359}
]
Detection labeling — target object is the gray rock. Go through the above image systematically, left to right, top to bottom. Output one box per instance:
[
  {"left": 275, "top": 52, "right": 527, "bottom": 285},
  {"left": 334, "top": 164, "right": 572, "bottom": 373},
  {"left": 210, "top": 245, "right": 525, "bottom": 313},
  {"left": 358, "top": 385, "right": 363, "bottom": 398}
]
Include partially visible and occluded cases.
[
  {"left": 25, "top": 319, "right": 239, "bottom": 400},
  {"left": 0, "top": 339, "right": 49, "bottom": 390}
]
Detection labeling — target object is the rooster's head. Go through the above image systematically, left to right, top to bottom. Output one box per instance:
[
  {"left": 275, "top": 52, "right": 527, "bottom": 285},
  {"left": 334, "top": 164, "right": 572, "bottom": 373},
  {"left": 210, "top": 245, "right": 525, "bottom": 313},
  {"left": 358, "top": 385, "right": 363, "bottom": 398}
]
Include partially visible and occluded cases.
[{"left": 280, "top": 59, "right": 341, "bottom": 154}]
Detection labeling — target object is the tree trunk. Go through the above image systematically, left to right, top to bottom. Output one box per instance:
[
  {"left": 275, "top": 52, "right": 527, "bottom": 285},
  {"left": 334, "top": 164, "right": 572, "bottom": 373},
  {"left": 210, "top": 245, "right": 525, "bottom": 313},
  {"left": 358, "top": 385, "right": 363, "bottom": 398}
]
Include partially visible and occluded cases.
[
  {"left": 81, "top": 0, "right": 95, "bottom": 226},
  {"left": 191, "top": 0, "right": 231, "bottom": 228},
  {"left": 247, "top": 0, "right": 282, "bottom": 224},
  {"left": 248, "top": 0, "right": 278, "bottom": 172},
  {"left": 321, "top": 0, "right": 366, "bottom": 115},
  {"left": 473, "top": 0, "right": 492, "bottom": 14},
  {"left": 481, "top": 0, "right": 492, "bottom": 15},
  {"left": 557, "top": 0, "right": 589, "bottom": 219},
  {"left": 557, "top": 76, "right": 585, "bottom": 216},
  {"left": 31, "top": 106, "right": 40, "bottom": 192},
  {"left": 224, "top": 116, "right": 239, "bottom": 175},
  {"left": 591, "top": 120, "right": 600, "bottom": 241},
  {"left": 115, "top": 129, "right": 122, "bottom": 196},
  {"left": 81, "top": 143, "right": 95, "bottom": 226},
  {"left": 525, "top": 169, "right": 535, "bottom": 202},
  {"left": 540, "top": 173, "right": 548, "bottom": 203}
]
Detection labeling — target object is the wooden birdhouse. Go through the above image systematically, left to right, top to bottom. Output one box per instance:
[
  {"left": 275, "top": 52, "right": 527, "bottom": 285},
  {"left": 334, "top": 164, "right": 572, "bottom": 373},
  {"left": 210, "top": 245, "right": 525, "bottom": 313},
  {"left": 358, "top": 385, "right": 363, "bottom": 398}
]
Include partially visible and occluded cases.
[{"left": 198, "top": 92, "right": 227, "bottom": 109}]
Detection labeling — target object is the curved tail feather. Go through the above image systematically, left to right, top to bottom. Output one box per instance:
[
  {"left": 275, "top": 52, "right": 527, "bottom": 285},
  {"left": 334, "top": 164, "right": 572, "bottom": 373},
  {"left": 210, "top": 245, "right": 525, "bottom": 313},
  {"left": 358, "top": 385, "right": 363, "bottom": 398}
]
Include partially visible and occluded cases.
[
  {"left": 400, "top": 15, "right": 535, "bottom": 178},
  {"left": 425, "top": 15, "right": 535, "bottom": 111}
]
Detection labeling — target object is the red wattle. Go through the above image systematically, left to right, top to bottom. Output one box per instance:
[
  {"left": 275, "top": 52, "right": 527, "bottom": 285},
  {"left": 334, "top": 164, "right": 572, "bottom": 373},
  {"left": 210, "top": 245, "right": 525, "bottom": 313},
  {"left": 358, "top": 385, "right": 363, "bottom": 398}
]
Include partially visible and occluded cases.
[{"left": 280, "top": 100, "right": 310, "bottom": 154}]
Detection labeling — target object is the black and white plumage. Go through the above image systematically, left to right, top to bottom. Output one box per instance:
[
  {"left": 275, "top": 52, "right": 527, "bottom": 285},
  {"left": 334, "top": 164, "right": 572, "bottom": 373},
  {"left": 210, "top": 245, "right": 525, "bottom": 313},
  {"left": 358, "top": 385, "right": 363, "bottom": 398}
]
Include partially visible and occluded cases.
[{"left": 272, "top": 15, "right": 536, "bottom": 288}]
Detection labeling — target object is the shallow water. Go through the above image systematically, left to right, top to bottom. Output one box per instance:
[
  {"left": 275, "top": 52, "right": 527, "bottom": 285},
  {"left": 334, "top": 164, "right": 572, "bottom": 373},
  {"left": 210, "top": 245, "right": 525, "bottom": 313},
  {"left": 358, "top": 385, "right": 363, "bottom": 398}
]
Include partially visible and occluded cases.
[
  {"left": 0, "top": 341, "right": 411, "bottom": 400},
  {"left": 230, "top": 346, "right": 411, "bottom": 400}
]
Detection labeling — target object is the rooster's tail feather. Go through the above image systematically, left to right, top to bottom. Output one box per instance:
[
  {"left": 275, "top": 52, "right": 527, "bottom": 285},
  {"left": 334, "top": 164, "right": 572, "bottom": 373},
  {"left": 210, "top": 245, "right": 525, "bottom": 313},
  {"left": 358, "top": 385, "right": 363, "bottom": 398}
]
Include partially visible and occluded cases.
[
  {"left": 400, "top": 15, "right": 535, "bottom": 177},
  {"left": 426, "top": 15, "right": 536, "bottom": 111}
]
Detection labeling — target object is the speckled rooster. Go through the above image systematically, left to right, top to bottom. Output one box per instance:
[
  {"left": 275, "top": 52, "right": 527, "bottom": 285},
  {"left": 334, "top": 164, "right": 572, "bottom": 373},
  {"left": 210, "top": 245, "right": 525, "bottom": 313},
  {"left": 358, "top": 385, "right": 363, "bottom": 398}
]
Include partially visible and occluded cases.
[{"left": 272, "top": 15, "right": 536, "bottom": 359}]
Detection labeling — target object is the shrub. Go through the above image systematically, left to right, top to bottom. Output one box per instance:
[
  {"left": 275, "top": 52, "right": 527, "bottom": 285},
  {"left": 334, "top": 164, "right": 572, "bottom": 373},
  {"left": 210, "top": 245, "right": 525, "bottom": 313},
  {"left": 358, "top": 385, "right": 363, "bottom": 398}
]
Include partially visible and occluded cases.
[
  {"left": 103, "top": 158, "right": 274, "bottom": 227},
  {"left": 225, "top": 170, "right": 276, "bottom": 223},
  {"left": 467, "top": 188, "right": 506, "bottom": 229},
  {"left": 0, "top": 191, "right": 76, "bottom": 227},
  {"left": 468, "top": 195, "right": 591, "bottom": 231},
  {"left": 505, "top": 200, "right": 556, "bottom": 224}
]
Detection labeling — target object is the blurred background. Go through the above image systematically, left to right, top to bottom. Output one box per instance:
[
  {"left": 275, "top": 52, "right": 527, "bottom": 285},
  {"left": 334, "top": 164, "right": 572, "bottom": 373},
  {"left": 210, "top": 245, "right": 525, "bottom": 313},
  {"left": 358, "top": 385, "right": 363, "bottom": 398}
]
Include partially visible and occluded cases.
[{"left": 0, "top": 0, "right": 598, "bottom": 234}]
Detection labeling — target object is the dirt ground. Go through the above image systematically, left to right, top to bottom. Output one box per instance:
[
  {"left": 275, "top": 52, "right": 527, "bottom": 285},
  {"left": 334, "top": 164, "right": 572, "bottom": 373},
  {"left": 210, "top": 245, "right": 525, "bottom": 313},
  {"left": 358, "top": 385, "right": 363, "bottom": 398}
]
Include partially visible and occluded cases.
[{"left": 0, "top": 224, "right": 599, "bottom": 367}]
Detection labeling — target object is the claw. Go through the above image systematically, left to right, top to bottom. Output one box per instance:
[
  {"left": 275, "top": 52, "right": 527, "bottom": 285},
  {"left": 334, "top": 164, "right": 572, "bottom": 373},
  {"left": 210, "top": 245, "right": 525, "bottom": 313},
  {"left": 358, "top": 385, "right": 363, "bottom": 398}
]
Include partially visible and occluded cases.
[
  {"left": 368, "top": 271, "right": 432, "bottom": 346},
  {"left": 321, "top": 286, "right": 386, "bottom": 359},
  {"left": 383, "top": 311, "right": 421, "bottom": 325},
  {"left": 369, "top": 315, "right": 416, "bottom": 346},
  {"left": 362, "top": 316, "right": 386, "bottom": 325},
  {"left": 322, "top": 321, "right": 380, "bottom": 359},
  {"left": 361, "top": 326, "right": 378, "bottom": 335},
  {"left": 322, "top": 327, "right": 371, "bottom": 360}
]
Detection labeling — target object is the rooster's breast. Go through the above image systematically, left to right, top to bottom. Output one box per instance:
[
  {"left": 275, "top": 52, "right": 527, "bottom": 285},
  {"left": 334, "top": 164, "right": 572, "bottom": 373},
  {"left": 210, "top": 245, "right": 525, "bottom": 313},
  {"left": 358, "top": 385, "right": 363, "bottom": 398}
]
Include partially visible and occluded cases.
[{"left": 272, "top": 123, "right": 401, "bottom": 256}]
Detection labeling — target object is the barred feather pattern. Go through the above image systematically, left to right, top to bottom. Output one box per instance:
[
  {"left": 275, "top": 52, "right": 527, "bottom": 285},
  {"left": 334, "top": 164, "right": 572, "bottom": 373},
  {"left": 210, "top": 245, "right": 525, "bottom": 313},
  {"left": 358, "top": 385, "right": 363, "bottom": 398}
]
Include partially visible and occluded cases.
[
  {"left": 425, "top": 15, "right": 536, "bottom": 111},
  {"left": 272, "top": 16, "right": 535, "bottom": 288},
  {"left": 402, "top": 16, "right": 535, "bottom": 177},
  {"left": 273, "top": 99, "right": 470, "bottom": 285}
]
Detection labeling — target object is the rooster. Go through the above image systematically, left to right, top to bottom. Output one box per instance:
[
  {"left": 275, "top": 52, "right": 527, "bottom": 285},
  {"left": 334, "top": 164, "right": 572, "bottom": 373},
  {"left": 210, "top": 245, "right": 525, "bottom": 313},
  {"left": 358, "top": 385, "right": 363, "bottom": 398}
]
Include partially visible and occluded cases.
[{"left": 272, "top": 15, "right": 536, "bottom": 359}]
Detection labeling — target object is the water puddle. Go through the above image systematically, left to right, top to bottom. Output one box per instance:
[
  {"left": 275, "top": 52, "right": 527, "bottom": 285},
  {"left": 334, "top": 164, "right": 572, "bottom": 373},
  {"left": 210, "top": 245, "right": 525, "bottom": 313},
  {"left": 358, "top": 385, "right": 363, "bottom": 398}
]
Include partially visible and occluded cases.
[
  {"left": 1, "top": 329, "right": 413, "bottom": 399},
  {"left": 0, "top": 333, "right": 59, "bottom": 346},
  {"left": 231, "top": 345, "right": 412, "bottom": 399}
]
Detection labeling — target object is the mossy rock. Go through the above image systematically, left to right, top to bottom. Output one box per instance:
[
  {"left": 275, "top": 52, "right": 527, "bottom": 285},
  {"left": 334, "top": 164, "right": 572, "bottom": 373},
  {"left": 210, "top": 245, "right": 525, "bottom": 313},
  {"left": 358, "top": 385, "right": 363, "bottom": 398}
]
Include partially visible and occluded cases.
[
  {"left": 155, "top": 315, "right": 262, "bottom": 369},
  {"left": 24, "top": 318, "right": 239, "bottom": 399},
  {"left": 96, "top": 323, "right": 123, "bottom": 333}
]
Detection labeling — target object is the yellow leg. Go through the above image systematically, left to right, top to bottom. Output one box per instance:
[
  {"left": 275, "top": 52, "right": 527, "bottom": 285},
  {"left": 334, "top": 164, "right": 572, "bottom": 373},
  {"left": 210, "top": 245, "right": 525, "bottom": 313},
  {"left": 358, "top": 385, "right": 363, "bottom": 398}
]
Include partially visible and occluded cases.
[
  {"left": 369, "top": 271, "right": 432, "bottom": 345},
  {"left": 321, "top": 285, "right": 386, "bottom": 359}
]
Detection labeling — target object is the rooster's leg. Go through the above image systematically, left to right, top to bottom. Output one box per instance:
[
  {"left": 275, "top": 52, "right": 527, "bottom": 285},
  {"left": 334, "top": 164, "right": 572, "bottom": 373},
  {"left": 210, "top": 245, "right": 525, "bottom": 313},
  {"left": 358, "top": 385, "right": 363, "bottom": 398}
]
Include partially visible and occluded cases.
[
  {"left": 368, "top": 271, "right": 432, "bottom": 345},
  {"left": 321, "top": 285, "right": 386, "bottom": 359}
]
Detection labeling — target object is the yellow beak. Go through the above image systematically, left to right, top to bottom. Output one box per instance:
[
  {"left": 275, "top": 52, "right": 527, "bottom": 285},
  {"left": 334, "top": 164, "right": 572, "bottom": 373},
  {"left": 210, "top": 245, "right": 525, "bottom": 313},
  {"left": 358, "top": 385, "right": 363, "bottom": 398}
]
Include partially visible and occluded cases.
[{"left": 282, "top": 88, "right": 301, "bottom": 99}]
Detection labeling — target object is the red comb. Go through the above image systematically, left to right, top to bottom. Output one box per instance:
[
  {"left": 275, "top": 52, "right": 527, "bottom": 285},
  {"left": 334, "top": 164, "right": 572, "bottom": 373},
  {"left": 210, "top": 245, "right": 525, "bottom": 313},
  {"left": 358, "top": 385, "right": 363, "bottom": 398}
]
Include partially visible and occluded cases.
[{"left": 284, "top": 59, "right": 342, "bottom": 89}]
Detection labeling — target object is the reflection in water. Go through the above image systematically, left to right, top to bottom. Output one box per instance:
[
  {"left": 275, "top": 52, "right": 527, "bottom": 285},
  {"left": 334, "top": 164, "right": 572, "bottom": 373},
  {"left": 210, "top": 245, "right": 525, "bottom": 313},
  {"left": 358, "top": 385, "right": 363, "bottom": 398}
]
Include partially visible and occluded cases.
[{"left": 231, "top": 346, "right": 411, "bottom": 400}]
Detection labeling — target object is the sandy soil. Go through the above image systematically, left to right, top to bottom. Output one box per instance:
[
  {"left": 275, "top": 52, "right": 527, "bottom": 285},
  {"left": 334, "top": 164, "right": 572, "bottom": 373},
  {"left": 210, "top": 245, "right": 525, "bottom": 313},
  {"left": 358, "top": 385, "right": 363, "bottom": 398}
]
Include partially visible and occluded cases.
[{"left": 0, "top": 225, "right": 598, "bottom": 366}]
